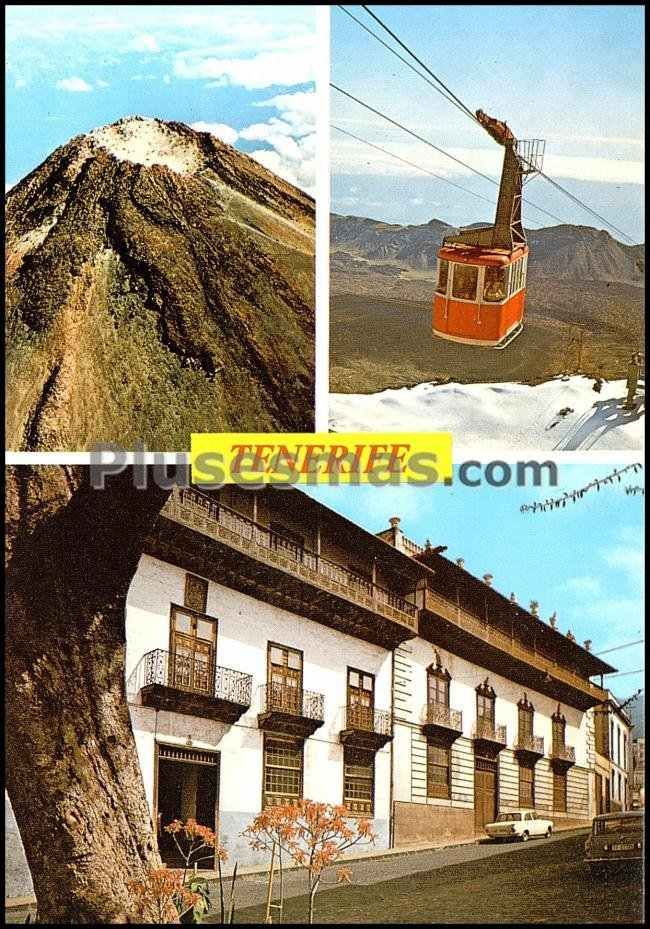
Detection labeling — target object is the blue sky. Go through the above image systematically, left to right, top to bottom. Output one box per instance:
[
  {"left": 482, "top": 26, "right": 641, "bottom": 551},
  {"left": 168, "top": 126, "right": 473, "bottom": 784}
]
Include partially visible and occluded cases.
[
  {"left": 5, "top": 5, "right": 316, "bottom": 193},
  {"left": 331, "top": 5, "right": 644, "bottom": 243},
  {"left": 304, "top": 462, "right": 644, "bottom": 698}
]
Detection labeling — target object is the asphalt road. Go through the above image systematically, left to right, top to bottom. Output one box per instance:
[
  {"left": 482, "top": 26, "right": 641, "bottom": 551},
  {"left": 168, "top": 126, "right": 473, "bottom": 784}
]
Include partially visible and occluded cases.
[{"left": 206, "top": 832, "right": 643, "bottom": 924}]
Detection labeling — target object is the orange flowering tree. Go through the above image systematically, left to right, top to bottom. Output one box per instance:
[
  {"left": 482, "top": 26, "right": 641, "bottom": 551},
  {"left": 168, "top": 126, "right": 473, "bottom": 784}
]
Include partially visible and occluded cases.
[
  {"left": 243, "top": 800, "right": 375, "bottom": 923},
  {"left": 129, "top": 818, "right": 229, "bottom": 923},
  {"left": 128, "top": 867, "right": 201, "bottom": 923}
]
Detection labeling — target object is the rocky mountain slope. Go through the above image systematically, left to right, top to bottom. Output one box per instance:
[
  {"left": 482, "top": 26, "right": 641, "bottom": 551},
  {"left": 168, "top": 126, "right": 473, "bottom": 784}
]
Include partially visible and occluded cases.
[
  {"left": 6, "top": 116, "right": 315, "bottom": 451},
  {"left": 331, "top": 213, "right": 645, "bottom": 284}
]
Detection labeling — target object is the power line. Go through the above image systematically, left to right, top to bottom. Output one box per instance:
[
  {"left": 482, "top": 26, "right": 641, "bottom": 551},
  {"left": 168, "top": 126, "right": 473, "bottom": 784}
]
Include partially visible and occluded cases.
[
  {"left": 344, "top": 4, "right": 637, "bottom": 245},
  {"left": 361, "top": 4, "right": 479, "bottom": 124},
  {"left": 337, "top": 6, "right": 474, "bottom": 125},
  {"left": 330, "top": 83, "right": 568, "bottom": 226},
  {"left": 331, "top": 83, "right": 495, "bottom": 185},
  {"left": 332, "top": 124, "right": 496, "bottom": 207},
  {"left": 537, "top": 170, "right": 636, "bottom": 244},
  {"left": 596, "top": 639, "right": 645, "bottom": 656},
  {"left": 603, "top": 668, "right": 644, "bottom": 678}
]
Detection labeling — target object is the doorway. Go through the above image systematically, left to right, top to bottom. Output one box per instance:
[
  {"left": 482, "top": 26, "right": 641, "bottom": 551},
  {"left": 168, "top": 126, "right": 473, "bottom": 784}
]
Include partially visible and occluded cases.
[
  {"left": 156, "top": 745, "right": 219, "bottom": 866},
  {"left": 474, "top": 756, "right": 498, "bottom": 832}
]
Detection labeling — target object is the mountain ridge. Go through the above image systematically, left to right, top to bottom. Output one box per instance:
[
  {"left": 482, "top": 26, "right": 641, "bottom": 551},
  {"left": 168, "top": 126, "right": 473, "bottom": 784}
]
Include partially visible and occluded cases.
[{"left": 331, "top": 212, "right": 645, "bottom": 285}]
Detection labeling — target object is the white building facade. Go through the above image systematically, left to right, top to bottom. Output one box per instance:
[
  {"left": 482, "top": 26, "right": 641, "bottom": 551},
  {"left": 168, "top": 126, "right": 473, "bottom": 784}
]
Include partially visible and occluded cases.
[
  {"left": 125, "top": 486, "right": 425, "bottom": 868},
  {"left": 123, "top": 487, "right": 614, "bottom": 867},
  {"left": 591, "top": 695, "right": 633, "bottom": 813}
]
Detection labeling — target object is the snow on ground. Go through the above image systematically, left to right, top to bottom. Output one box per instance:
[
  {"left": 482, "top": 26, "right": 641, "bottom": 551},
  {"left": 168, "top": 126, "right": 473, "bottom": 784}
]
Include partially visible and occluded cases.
[
  {"left": 89, "top": 117, "right": 201, "bottom": 174},
  {"left": 329, "top": 376, "right": 644, "bottom": 452}
]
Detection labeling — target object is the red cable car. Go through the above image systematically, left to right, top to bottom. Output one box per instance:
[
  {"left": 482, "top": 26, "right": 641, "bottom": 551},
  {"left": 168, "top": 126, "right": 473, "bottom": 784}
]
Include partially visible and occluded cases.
[{"left": 433, "top": 111, "right": 544, "bottom": 349}]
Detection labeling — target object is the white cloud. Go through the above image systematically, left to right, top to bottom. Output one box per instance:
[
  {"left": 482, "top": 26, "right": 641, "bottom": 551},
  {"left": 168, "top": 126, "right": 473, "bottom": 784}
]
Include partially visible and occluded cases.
[
  {"left": 128, "top": 34, "right": 160, "bottom": 53},
  {"left": 173, "top": 45, "right": 315, "bottom": 90},
  {"left": 56, "top": 76, "right": 93, "bottom": 92},
  {"left": 14, "top": 77, "right": 27, "bottom": 89},
  {"left": 96, "top": 79, "right": 110, "bottom": 88},
  {"left": 238, "top": 91, "right": 316, "bottom": 195},
  {"left": 190, "top": 121, "right": 239, "bottom": 146},
  {"left": 332, "top": 132, "right": 644, "bottom": 186},
  {"left": 563, "top": 575, "right": 602, "bottom": 595}
]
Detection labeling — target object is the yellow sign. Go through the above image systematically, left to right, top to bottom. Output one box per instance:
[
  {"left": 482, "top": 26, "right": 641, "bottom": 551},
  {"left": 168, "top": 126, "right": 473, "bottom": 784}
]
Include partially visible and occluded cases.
[{"left": 191, "top": 433, "right": 453, "bottom": 485}]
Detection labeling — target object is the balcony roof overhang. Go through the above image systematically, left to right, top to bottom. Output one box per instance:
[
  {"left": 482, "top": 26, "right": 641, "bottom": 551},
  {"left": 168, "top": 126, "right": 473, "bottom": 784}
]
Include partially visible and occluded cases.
[
  {"left": 144, "top": 506, "right": 417, "bottom": 649},
  {"left": 415, "top": 548, "right": 616, "bottom": 677},
  {"left": 418, "top": 602, "right": 607, "bottom": 712}
]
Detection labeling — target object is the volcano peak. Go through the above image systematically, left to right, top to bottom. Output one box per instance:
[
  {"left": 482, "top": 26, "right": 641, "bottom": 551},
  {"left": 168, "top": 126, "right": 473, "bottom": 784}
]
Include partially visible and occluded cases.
[{"left": 88, "top": 115, "right": 202, "bottom": 174}]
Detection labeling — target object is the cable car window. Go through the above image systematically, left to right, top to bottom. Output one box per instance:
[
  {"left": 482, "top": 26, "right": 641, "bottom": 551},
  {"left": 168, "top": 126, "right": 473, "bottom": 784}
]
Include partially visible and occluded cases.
[
  {"left": 511, "top": 258, "right": 523, "bottom": 294},
  {"left": 436, "top": 260, "right": 449, "bottom": 294},
  {"left": 451, "top": 264, "right": 478, "bottom": 301},
  {"left": 483, "top": 266, "right": 508, "bottom": 303}
]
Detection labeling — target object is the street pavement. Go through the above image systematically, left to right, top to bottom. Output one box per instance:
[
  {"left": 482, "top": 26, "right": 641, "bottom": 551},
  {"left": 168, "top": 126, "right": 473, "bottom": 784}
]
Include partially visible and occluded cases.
[{"left": 204, "top": 831, "right": 643, "bottom": 923}]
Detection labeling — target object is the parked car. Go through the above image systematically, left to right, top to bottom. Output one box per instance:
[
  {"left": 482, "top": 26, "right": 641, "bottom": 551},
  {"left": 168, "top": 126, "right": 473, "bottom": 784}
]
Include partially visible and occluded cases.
[
  {"left": 484, "top": 810, "right": 554, "bottom": 841},
  {"left": 584, "top": 810, "right": 644, "bottom": 876}
]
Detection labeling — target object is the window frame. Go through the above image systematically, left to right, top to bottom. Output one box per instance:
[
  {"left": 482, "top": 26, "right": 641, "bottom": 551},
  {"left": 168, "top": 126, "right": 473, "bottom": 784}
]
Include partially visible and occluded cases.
[
  {"left": 436, "top": 258, "right": 450, "bottom": 295},
  {"left": 451, "top": 262, "right": 480, "bottom": 302},
  {"left": 482, "top": 264, "right": 510, "bottom": 304},
  {"left": 184, "top": 573, "right": 208, "bottom": 613},
  {"left": 168, "top": 603, "right": 217, "bottom": 694},
  {"left": 267, "top": 642, "right": 304, "bottom": 714},
  {"left": 427, "top": 665, "right": 451, "bottom": 708},
  {"left": 476, "top": 681, "right": 496, "bottom": 724},
  {"left": 517, "top": 696, "right": 534, "bottom": 744},
  {"left": 262, "top": 734, "right": 304, "bottom": 809},
  {"left": 427, "top": 738, "right": 452, "bottom": 800},
  {"left": 343, "top": 746, "right": 375, "bottom": 816},
  {"left": 519, "top": 761, "right": 535, "bottom": 808},
  {"left": 553, "top": 769, "right": 567, "bottom": 813}
]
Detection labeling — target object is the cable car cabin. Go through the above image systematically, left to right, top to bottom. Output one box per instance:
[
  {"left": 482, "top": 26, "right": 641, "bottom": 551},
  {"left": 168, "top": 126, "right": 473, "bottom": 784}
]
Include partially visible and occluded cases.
[
  {"left": 432, "top": 110, "right": 544, "bottom": 350},
  {"left": 433, "top": 244, "right": 528, "bottom": 348}
]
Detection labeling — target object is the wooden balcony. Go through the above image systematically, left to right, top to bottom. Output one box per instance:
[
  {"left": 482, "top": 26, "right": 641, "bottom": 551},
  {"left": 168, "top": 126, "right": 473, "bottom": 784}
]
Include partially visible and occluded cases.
[
  {"left": 146, "top": 489, "right": 418, "bottom": 649},
  {"left": 419, "top": 588, "right": 608, "bottom": 711},
  {"left": 133, "top": 649, "right": 252, "bottom": 724},
  {"left": 257, "top": 682, "right": 325, "bottom": 739},
  {"left": 421, "top": 701, "right": 463, "bottom": 744},
  {"left": 339, "top": 705, "right": 393, "bottom": 752},
  {"left": 472, "top": 718, "right": 507, "bottom": 758},
  {"left": 513, "top": 733, "right": 545, "bottom": 764},
  {"left": 550, "top": 742, "right": 576, "bottom": 771}
]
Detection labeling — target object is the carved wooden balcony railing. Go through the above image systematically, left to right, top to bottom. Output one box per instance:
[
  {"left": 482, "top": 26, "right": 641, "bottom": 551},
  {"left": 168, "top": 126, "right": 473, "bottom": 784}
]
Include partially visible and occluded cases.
[
  {"left": 161, "top": 488, "right": 418, "bottom": 635},
  {"left": 420, "top": 588, "right": 607, "bottom": 709},
  {"left": 133, "top": 648, "right": 252, "bottom": 724},
  {"left": 257, "top": 682, "right": 325, "bottom": 739},
  {"left": 422, "top": 701, "right": 463, "bottom": 743},
  {"left": 340, "top": 705, "right": 393, "bottom": 751},
  {"left": 472, "top": 718, "right": 507, "bottom": 757},
  {"left": 513, "top": 733, "right": 545, "bottom": 762},
  {"left": 550, "top": 742, "right": 576, "bottom": 770}
]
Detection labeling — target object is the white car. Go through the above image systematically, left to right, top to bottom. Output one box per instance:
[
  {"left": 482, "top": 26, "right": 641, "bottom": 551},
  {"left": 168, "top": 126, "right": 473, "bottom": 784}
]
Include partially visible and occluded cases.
[{"left": 484, "top": 810, "right": 554, "bottom": 841}]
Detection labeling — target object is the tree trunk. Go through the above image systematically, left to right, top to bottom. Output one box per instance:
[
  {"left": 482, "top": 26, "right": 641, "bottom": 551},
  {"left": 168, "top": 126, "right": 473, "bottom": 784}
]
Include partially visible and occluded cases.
[{"left": 5, "top": 466, "right": 171, "bottom": 922}]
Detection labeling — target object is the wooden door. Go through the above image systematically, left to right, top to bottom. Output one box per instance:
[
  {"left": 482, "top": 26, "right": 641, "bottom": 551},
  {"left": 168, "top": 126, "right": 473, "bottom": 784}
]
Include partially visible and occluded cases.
[
  {"left": 170, "top": 606, "right": 216, "bottom": 694},
  {"left": 348, "top": 668, "right": 375, "bottom": 730},
  {"left": 474, "top": 757, "right": 497, "bottom": 832}
]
